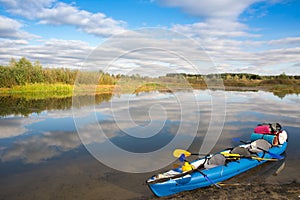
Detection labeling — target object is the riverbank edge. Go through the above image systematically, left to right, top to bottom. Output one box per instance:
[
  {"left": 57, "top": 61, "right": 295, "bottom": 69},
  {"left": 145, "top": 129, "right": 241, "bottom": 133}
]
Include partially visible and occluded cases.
[
  {"left": 0, "top": 82, "right": 299, "bottom": 99},
  {"left": 147, "top": 181, "right": 300, "bottom": 200}
]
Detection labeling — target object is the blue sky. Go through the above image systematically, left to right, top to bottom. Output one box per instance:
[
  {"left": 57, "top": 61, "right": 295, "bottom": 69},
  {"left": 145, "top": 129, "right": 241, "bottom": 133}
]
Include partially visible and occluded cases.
[{"left": 0, "top": 0, "right": 299, "bottom": 75}]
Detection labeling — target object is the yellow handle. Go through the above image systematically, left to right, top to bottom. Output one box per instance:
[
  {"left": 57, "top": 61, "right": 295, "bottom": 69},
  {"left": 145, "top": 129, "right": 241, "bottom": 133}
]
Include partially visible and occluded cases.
[{"left": 221, "top": 152, "right": 241, "bottom": 157}]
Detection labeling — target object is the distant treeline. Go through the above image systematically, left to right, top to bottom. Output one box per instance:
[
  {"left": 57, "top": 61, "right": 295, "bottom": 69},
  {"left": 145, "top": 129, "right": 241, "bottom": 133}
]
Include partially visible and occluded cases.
[
  {"left": 1, "top": 57, "right": 299, "bottom": 88},
  {"left": 166, "top": 72, "right": 300, "bottom": 88},
  {"left": 166, "top": 73, "right": 300, "bottom": 81}
]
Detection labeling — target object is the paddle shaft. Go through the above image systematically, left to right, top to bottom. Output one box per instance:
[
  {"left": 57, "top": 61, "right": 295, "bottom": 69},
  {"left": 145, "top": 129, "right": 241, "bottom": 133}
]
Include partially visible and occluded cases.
[
  {"left": 221, "top": 152, "right": 278, "bottom": 161},
  {"left": 190, "top": 153, "right": 209, "bottom": 157},
  {"left": 224, "top": 155, "right": 278, "bottom": 161},
  {"left": 197, "top": 169, "right": 221, "bottom": 188},
  {"left": 218, "top": 183, "right": 251, "bottom": 186}
]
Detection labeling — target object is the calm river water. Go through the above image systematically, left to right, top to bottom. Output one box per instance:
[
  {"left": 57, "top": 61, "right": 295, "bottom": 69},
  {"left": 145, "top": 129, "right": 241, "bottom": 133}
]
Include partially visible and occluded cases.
[{"left": 0, "top": 90, "right": 299, "bottom": 199}]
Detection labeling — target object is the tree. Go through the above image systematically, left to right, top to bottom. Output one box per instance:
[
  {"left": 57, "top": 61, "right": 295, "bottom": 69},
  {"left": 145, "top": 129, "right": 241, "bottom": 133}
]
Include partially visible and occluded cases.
[
  {"left": 16, "top": 57, "right": 33, "bottom": 68},
  {"left": 9, "top": 58, "right": 17, "bottom": 67},
  {"left": 278, "top": 72, "right": 288, "bottom": 79}
]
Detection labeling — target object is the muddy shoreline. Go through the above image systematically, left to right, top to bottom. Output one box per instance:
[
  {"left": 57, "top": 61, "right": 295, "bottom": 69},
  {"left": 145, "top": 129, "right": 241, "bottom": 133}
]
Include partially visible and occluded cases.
[{"left": 148, "top": 182, "right": 300, "bottom": 200}]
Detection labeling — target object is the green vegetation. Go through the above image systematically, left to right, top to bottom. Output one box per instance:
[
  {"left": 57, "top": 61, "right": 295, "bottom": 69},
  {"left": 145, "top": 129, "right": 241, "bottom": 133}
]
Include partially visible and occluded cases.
[
  {"left": 0, "top": 57, "right": 116, "bottom": 88},
  {"left": 0, "top": 57, "right": 118, "bottom": 97},
  {"left": 0, "top": 58, "right": 299, "bottom": 98},
  {"left": 167, "top": 73, "right": 300, "bottom": 97},
  {"left": 10, "top": 83, "right": 73, "bottom": 93}
]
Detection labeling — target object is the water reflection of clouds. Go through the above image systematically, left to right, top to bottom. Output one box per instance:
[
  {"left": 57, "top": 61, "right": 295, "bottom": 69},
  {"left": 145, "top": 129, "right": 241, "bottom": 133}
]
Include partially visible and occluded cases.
[
  {"left": 0, "top": 90, "right": 299, "bottom": 167},
  {"left": 74, "top": 91, "right": 202, "bottom": 172},
  {"left": 86, "top": 91, "right": 214, "bottom": 140},
  {"left": 96, "top": 91, "right": 201, "bottom": 136},
  {"left": 224, "top": 91, "right": 300, "bottom": 128},
  {"left": 0, "top": 108, "right": 81, "bottom": 140},
  {"left": 0, "top": 111, "right": 114, "bottom": 164},
  {"left": 0, "top": 113, "right": 78, "bottom": 163},
  {"left": 0, "top": 117, "right": 42, "bottom": 139},
  {"left": 0, "top": 118, "right": 27, "bottom": 139},
  {"left": 1, "top": 131, "right": 81, "bottom": 164}
]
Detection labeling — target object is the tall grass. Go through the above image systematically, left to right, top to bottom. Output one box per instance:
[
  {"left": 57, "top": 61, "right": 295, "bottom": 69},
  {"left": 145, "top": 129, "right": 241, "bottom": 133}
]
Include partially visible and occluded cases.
[
  {"left": 0, "top": 83, "right": 73, "bottom": 99},
  {"left": 0, "top": 83, "right": 116, "bottom": 100},
  {"left": 10, "top": 83, "right": 73, "bottom": 93}
]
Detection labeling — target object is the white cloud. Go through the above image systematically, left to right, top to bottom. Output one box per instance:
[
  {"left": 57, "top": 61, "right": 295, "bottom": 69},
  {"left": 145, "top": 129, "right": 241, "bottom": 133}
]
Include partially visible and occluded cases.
[
  {"left": 0, "top": 0, "right": 126, "bottom": 37},
  {"left": 0, "top": 0, "right": 55, "bottom": 19},
  {"left": 0, "top": 0, "right": 298, "bottom": 74},
  {"left": 154, "top": 0, "right": 300, "bottom": 74},
  {"left": 157, "top": 0, "right": 262, "bottom": 20},
  {"left": 157, "top": 0, "right": 263, "bottom": 39},
  {"left": 161, "top": 0, "right": 264, "bottom": 41},
  {"left": 39, "top": 2, "right": 126, "bottom": 37},
  {"left": 0, "top": 15, "right": 37, "bottom": 39},
  {"left": 172, "top": 20, "right": 260, "bottom": 39},
  {"left": 173, "top": 22, "right": 300, "bottom": 75},
  {"left": 1, "top": 28, "right": 299, "bottom": 74},
  {"left": 80, "top": 29, "right": 216, "bottom": 75},
  {"left": 266, "top": 37, "right": 300, "bottom": 48},
  {"left": 0, "top": 38, "right": 93, "bottom": 67},
  {"left": 206, "top": 40, "right": 300, "bottom": 74},
  {"left": 292, "top": 63, "right": 300, "bottom": 68}
]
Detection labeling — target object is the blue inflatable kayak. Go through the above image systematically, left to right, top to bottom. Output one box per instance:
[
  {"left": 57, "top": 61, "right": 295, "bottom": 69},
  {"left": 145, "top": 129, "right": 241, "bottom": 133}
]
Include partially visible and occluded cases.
[{"left": 146, "top": 139, "right": 287, "bottom": 197}]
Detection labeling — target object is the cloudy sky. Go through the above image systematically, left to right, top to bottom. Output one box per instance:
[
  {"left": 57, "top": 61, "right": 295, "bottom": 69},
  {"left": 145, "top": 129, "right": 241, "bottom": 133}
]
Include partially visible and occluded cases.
[{"left": 0, "top": 0, "right": 299, "bottom": 75}]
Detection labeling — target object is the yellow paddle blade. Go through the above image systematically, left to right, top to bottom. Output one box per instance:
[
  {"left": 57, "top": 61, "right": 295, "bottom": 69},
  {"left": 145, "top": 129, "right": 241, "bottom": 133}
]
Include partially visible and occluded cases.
[{"left": 173, "top": 149, "right": 191, "bottom": 158}]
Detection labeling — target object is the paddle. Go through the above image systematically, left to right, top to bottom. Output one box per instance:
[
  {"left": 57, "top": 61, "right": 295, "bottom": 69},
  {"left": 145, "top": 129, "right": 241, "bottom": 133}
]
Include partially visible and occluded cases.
[
  {"left": 232, "top": 138, "right": 284, "bottom": 160},
  {"left": 173, "top": 149, "right": 208, "bottom": 158},
  {"left": 175, "top": 149, "right": 278, "bottom": 161},
  {"left": 221, "top": 152, "right": 278, "bottom": 161},
  {"left": 179, "top": 153, "right": 187, "bottom": 162},
  {"left": 178, "top": 154, "right": 221, "bottom": 188},
  {"left": 197, "top": 169, "right": 221, "bottom": 189},
  {"left": 218, "top": 182, "right": 251, "bottom": 186}
]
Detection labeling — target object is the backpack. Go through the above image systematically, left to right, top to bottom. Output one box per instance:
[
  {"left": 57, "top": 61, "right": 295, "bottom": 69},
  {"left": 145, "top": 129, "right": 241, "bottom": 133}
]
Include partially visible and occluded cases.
[
  {"left": 254, "top": 123, "right": 282, "bottom": 134},
  {"left": 247, "top": 139, "right": 272, "bottom": 153},
  {"left": 230, "top": 146, "right": 252, "bottom": 157},
  {"left": 204, "top": 154, "right": 226, "bottom": 169}
]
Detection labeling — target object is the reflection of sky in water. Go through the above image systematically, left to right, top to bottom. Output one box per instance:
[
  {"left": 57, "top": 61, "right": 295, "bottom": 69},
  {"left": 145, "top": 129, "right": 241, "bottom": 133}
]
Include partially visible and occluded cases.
[
  {"left": 0, "top": 90, "right": 299, "bottom": 197},
  {"left": 0, "top": 91, "right": 299, "bottom": 163},
  {"left": 109, "top": 119, "right": 178, "bottom": 153}
]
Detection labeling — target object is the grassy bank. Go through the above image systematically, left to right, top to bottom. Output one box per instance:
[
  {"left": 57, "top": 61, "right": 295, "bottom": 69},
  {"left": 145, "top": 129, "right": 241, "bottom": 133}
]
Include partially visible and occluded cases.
[
  {"left": 0, "top": 79, "right": 299, "bottom": 100},
  {"left": 0, "top": 83, "right": 116, "bottom": 100},
  {"left": 0, "top": 83, "right": 72, "bottom": 98},
  {"left": 10, "top": 83, "right": 73, "bottom": 93}
]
